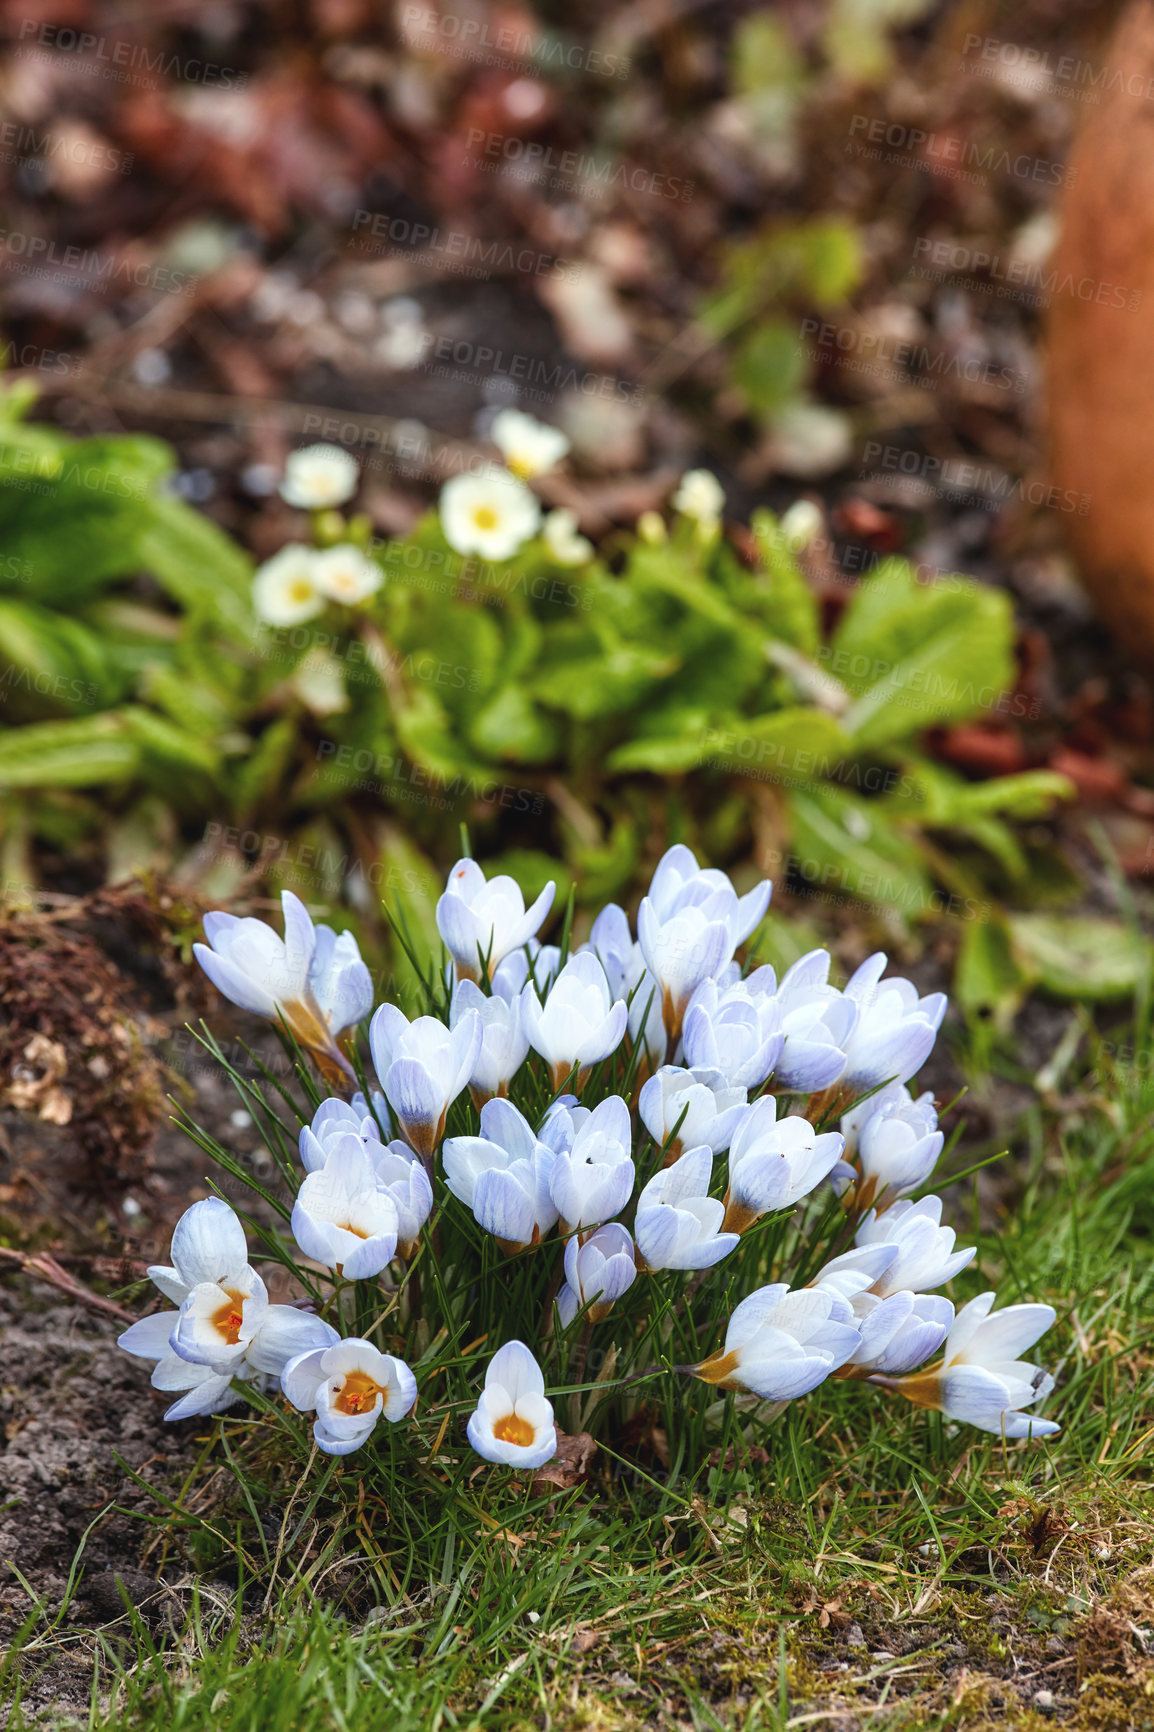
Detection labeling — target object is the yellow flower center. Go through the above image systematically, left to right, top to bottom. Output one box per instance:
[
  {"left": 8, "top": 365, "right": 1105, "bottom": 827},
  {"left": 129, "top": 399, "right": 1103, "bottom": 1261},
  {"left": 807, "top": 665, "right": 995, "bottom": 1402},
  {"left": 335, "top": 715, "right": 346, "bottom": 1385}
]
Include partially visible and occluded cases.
[
  {"left": 505, "top": 457, "right": 532, "bottom": 480},
  {"left": 473, "top": 506, "right": 499, "bottom": 530},
  {"left": 289, "top": 580, "right": 314, "bottom": 603},
  {"left": 211, "top": 1292, "right": 247, "bottom": 1345},
  {"left": 335, "top": 1370, "right": 383, "bottom": 1415},
  {"left": 493, "top": 1411, "right": 536, "bottom": 1447}
]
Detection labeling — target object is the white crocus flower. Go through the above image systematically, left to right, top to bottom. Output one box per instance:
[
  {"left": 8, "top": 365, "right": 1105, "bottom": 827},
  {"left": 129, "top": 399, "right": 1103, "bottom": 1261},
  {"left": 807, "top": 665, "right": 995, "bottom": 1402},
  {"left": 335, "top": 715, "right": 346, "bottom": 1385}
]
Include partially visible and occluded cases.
[
  {"left": 491, "top": 408, "right": 570, "bottom": 478},
  {"left": 280, "top": 443, "right": 359, "bottom": 508},
  {"left": 440, "top": 467, "right": 541, "bottom": 559},
  {"left": 672, "top": 467, "right": 724, "bottom": 526},
  {"left": 542, "top": 507, "right": 593, "bottom": 565},
  {"left": 311, "top": 543, "right": 382, "bottom": 605},
  {"left": 252, "top": 544, "right": 324, "bottom": 625},
  {"left": 636, "top": 845, "right": 771, "bottom": 1045},
  {"left": 436, "top": 857, "right": 555, "bottom": 982},
  {"left": 194, "top": 891, "right": 372, "bottom": 1083},
  {"left": 585, "top": 903, "right": 665, "bottom": 1067},
  {"left": 491, "top": 938, "right": 562, "bottom": 998},
  {"left": 770, "top": 950, "right": 859, "bottom": 1094},
  {"left": 522, "top": 952, "right": 627, "bottom": 1090},
  {"left": 839, "top": 954, "right": 947, "bottom": 1092},
  {"left": 682, "top": 968, "right": 785, "bottom": 1090},
  {"left": 450, "top": 977, "right": 530, "bottom": 1104},
  {"left": 368, "top": 1004, "right": 482, "bottom": 1162},
  {"left": 638, "top": 1065, "right": 746, "bottom": 1163},
  {"left": 833, "top": 1085, "right": 943, "bottom": 1213},
  {"left": 545, "top": 1094, "right": 635, "bottom": 1233},
  {"left": 299, "top": 1095, "right": 432, "bottom": 1253},
  {"left": 722, "top": 1096, "right": 844, "bottom": 1234},
  {"left": 442, "top": 1098, "right": 558, "bottom": 1252},
  {"left": 291, "top": 1139, "right": 400, "bottom": 1277},
  {"left": 634, "top": 1145, "right": 739, "bottom": 1272},
  {"left": 855, "top": 1196, "right": 976, "bottom": 1294},
  {"left": 557, "top": 1223, "right": 637, "bottom": 1327},
  {"left": 695, "top": 1284, "right": 861, "bottom": 1399},
  {"left": 850, "top": 1291, "right": 956, "bottom": 1377},
  {"left": 889, "top": 1293, "right": 1059, "bottom": 1439},
  {"left": 283, "top": 1338, "right": 417, "bottom": 1456},
  {"left": 467, "top": 1340, "right": 557, "bottom": 1469}
]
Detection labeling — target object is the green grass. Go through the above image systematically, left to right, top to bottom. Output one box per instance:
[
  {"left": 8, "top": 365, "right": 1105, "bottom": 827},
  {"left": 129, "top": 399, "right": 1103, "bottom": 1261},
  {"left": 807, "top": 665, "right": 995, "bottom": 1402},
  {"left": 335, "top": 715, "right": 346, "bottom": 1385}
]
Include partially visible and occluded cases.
[{"left": 5, "top": 1004, "right": 1154, "bottom": 1731}]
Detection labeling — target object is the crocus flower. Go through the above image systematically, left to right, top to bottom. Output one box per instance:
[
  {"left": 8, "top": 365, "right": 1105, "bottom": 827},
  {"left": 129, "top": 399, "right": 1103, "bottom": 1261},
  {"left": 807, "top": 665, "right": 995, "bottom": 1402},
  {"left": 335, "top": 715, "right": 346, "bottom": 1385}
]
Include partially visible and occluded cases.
[
  {"left": 491, "top": 408, "right": 570, "bottom": 478},
  {"left": 280, "top": 442, "right": 358, "bottom": 508},
  {"left": 440, "top": 467, "right": 541, "bottom": 560},
  {"left": 311, "top": 543, "right": 382, "bottom": 604},
  {"left": 252, "top": 544, "right": 323, "bottom": 625},
  {"left": 637, "top": 845, "right": 771, "bottom": 1043},
  {"left": 436, "top": 857, "right": 555, "bottom": 982},
  {"left": 194, "top": 891, "right": 372, "bottom": 1084},
  {"left": 585, "top": 904, "right": 665, "bottom": 1065},
  {"left": 492, "top": 940, "right": 561, "bottom": 997},
  {"left": 770, "top": 950, "right": 858, "bottom": 1093},
  {"left": 522, "top": 952, "right": 627, "bottom": 1090},
  {"left": 839, "top": 954, "right": 947, "bottom": 1091},
  {"left": 682, "top": 968, "right": 785, "bottom": 1089},
  {"left": 450, "top": 978, "right": 530, "bottom": 1104},
  {"left": 369, "top": 1004, "right": 482, "bottom": 1162},
  {"left": 638, "top": 1065, "right": 747, "bottom": 1163},
  {"left": 833, "top": 1084, "right": 943, "bottom": 1213},
  {"left": 300, "top": 1093, "right": 435, "bottom": 1251},
  {"left": 546, "top": 1094, "right": 635, "bottom": 1233},
  {"left": 722, "top": 1096, "right": 844, "bottom": 1233},
  {"left": 442, "top": 1098, "right": 558, "bottom": 1252},
  {"left": 291, "top": 1140, "right": 400, "bottom": 1277},
  {"left": 634, "top": 1145, "right": 739, "bottom": 1271},
  {"left": 855, "top": 1196, "right": 975, "bottom": 1294},
  {"left": 557, "top": 1223, "right": 637, "bottom": 1327},
  {"left": 694, "top": 1284, "right": 861, "bottom": 1399},
  {"left": 849, "top": 1291, "right": 955, "bottom": 1377},
  {"left": 887, "top": 1293, "right": 1059, "bottom": 1439},
  {"left": 283, "top": 1338, "right": 417, "bottom": 1456},
  {"left": 467, "top": 1340, "right": 557, "bottom": 1469}
]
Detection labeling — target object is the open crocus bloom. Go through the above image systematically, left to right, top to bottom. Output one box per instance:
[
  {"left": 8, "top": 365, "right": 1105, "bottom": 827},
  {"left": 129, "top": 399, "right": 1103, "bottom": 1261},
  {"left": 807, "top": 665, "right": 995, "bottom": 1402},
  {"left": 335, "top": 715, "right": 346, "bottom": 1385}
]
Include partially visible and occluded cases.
[
  {"left": 491, "top": 407, "right": 570, "bottom": 478},
  {"left": 280, "top": 442, "right": 359, "bottom": 508},
  {"left": 436, "top": 857, "right": 555, "bottom": 982},
  {"left": 194, "top": 891, "right": 372, "bottom": 1083},
  {"left": 771, "top": 950, "right": 858, "bottom": 1093},
  {"left": 522, "top": 952, "right": 627, "bottom": 1090},
  {"left": 839, "top": 954, "right": 947, "bottom": 1091},
  {"left": 682, "top": 968, "right": 785, "bottom": 1089},
  {"left": 450, "top": 977, "right": 531, "bottom": 1102},
  {"left": 369, "top": 1004, "right": 482, "bottom": 1162},
  {"left": 638, "top": 1065, "right": 747, "bottom": 1162},
  {"left": 833, "top": 1085, "right": 943, "bottom": 1213},
  {"left": 546, "top": 1094, "right": 635, "bottom": 1233},
  {"left": 723, "top": 1096, "right": 844, "bottom": 1233},
  {"left": 443, "top": 1098, "right": 558, "bottom": 1252},
  {"left": 291, "top": 1139, "right": 400, "bottom": 1277},
  {"left": 634, "top": 1145, "right": 739, "bottom": 1271},
  {"left": 856, "top": 1196, "right": 975, "bottom": 1295},
  {"left": 557, "top": 1222, "right": 637, "bottom": 1327},
  {"left": 695, "top": 1284, "right": 861, "bottom": 1399},
  {"left": 890, "top": 1292, "right": 1059, "bottom": 1439},
  {"left": 283, "top": 1338, "right": 417, "bottom": 1456},
  {"left": 467, "top": 1340, "right": 557, "bottom": 1469}
]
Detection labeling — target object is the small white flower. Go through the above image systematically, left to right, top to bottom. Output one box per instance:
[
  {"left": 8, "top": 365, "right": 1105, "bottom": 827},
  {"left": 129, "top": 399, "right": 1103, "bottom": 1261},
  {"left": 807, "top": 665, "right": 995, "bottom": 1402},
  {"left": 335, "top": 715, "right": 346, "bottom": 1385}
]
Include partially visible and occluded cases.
[
  {"left": 491, "top": 408, "right": 570, "bottom": 479},
  {"left": 280, "top": 443, "right": 359, "bottom": 509},
  {"left": 440, "top": 467, "right": 541, "bottom": 560},
  {"left": 672, "top": 468, "right": 724, "bottom": 525},
  {"left": 778, "top": 499, "right": 823, "bottom": 550},
  {"left": 542, "top": 507, "right": 593, "bottom": 565},
  {"left": 311, "top": 543, "right": 382, "bottom": 606},
  {"left": 252, "top": 544, "right": 323, "bottom": 626},
  {"left": 290, "top": 648, "right": 348, "bottom": 716},
  {"left": 636, "top": 845, "right": 771, "bottom": 1044},
  {"left": 436, "top": 857, "right": 555, "bottom": 982},
  {"left": 770, "top": 950, "right": 858, "bottom": 1093},
  {"left": 521, "top": 952, "right": 627, "bottom": 1090},
  {"left": 840, "top": 954, "right": 946, "bottom": 1091},
  {"left": 682, "top": 968, "right": 784, "bottom": 1090},
  {"left": 450, "top": 977, "right": 530, "bottom": 1102},
  {"left": 368, "top": 1005, "right": 482, "bottom": 1162},
  {"left": 638, "top": 1065, "right": 747, "bottom": 1162},
  {"left": 833, "top": 1083, "right": 943, "bottom": 1212},
  {"left": 545, "top": 1094, "right": 635, "bottom": 1233},
  {"left": 723, "top": 1096, "right": 844, "bottom": 1234},
  {"left": 443, "top": 1098, "right": 557, "bottom": 1251},
  {"left": 291, "top": 1139, "right": 400, "bottom": 1277},
  {"left": 634, "top": 1145, "right": 739, "bottom": 1272},
  {"left": 855, "top": 1196, "right": 975, "bottom": 1294},
  {"left": 557, "top": 1223, "right": 637, "bottom": 1327},
  {"left": 695, "top": 1284, "right": 861, "bottom": 1399},
  {"left": 892, "top": 1292, "right": 1059, "bottom": 1439},
  {"left": 283, "top": 1338, "right": 416, "bottom": 1456},
  {"left": 467, "top": 1340, "right": 557, "bottom": 1469}
]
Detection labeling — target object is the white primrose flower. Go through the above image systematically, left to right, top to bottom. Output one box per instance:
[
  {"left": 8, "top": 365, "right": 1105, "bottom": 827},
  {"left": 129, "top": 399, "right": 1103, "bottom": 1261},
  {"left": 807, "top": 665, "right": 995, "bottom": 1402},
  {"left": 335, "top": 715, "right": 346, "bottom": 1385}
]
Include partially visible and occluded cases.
[
  {"left": 491, "top": 408, "right": 570, "bottom": 479},
  {"left": 280, "top": 442, "right": 359, "bottom": 509},
  {"left": 440, "top": 467, "right": 541, "bottom": 560},
  {"left": 672, "top": 467, "right": 725, "bottom": 525},
  {"left": 778, "top": 499, "right": 823, "bottom": 550},
  {"left": 542, "top": 507, "right": 593, "bottom": 565},
  {"left": 311, "top": 543, "right": 382, "bottom": 605},
  {"left": 253, "top": 544, "right": 324, "bottom": 625},
  {"left": 637, "top": 845, "right": 771, "bottom": 1043},
  {"left": 436, "top": 857, "right": 555, "bottom": 981},
  {"left": 194, "top": 891, "right": 372, "bottom": 1083},
  {"left": 770, "top": 950, "right": 858, "bottom": 1093},
  {"left": 521, "top": 951, "right": 627, "bottom": 1090},
  {"left": 839, "top": 954, "right": 947, "bottom": 1091},
  {"left": 682, "top": 967, "right": 785, "bottom": 1090},
  {"left": 450, "top": 977, "right": 530, "bottom": 1103},
  {"left": 369, "top": 1004, "right": 483, "bottom": 1162},
  {"left": 638, "top": 1065, "right": 747, "bottom": 1163},
  {"left": 833, "top": 1084, "right": 943, "bottom": 1213},
  {"left": 545, "top": 1094, "right": 635, "bottom": 1233},
  {"left": 722, "top": 1096, "right": 844, "bottom": 1234},
  {"left": 442, "top": 1098, "right": 558, "bottom": 1252},
  {"left": 291, "top": 1139, "right": 400, "bottom": 1278},
  {"left": 634, "top": 1145, "right": 740, "bottom": 1272},
  {"left": 855, "top": 1196, "right": 976, "bottom": 1295},
  {"left": 557, "top": 1223, "right": 637, "bottom": 1327},
  {"left": 694, "top": 1284, "right": 861, "bottom": 1399},
  {"left": 891, "top": 1293, "right": 1060, "bottom": 1439},
  {"left": 283, "top": 1338, "right": 417, "bottom": 1456},
  {"left": 467, "top": 1339, "right": 557, "bottom": 1469}
]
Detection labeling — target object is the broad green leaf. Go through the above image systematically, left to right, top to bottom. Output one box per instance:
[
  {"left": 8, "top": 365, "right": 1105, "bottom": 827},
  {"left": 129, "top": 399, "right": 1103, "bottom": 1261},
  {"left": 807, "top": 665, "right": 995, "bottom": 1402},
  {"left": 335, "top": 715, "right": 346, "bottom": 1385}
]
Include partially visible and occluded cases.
[
  {"left": 138, "top": 495, "right": 253, "bottom": 636},
  {"left": 751, "top": 509, "right": 820, "bottom": 654},
  {"left": 468, "top": 685, "right": 561, "bottom": 764},
  {"left": 0, "top": 712, "right": 140, "bottom": 788},
  {"left": 787, "top": 784, "right": 931, "bottom": 917},
  {"left": 1009, "top": 913, "right": 1154, "bottom": 1001},
  {"left": 956, "top": 915, "right": 1026, "bottom": 1028}
]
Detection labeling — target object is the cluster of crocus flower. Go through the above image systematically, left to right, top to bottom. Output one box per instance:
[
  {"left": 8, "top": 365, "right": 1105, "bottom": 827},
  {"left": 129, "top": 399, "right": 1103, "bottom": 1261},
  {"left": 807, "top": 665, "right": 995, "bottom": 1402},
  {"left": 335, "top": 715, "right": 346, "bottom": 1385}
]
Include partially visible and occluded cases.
[{"left": 122, "top": 847, "right": 1059, "bottom": 1470}]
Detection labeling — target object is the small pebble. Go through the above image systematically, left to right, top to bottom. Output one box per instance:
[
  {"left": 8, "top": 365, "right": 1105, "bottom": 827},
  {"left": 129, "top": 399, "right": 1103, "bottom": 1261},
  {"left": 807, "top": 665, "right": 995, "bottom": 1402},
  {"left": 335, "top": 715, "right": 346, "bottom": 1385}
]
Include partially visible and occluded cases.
[
  {"left": 229, "top": 1109, "right": 253, "bottom": 1129},
  {"left": 122, "top": 1196, "right": 142, "bottom": 1218},
  {"left": 1033, "top": 1689, "right": 1055, "bottom": 1712}
]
